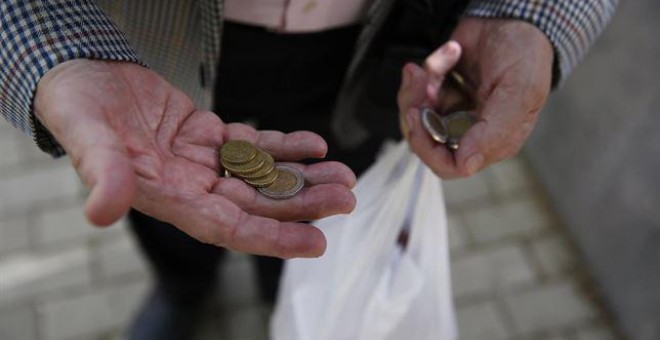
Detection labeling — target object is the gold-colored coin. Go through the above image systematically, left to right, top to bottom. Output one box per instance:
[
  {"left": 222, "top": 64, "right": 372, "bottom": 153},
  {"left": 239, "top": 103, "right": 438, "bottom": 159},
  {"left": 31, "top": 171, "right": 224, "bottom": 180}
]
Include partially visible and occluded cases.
[
  {"left": 441, "top": 71, "right": 476, "bottom": 112},
  {"left": 444, "top": 111, "right": 477, "bottom": 150},
  {"left": 446, "top": 112, "right": 476, "bottom": 138},
  {"left": 220, "top": 140, "right": 257, "bottom": 164},
  {"left": 222, "top": 150, "right": 267, "bottom": 175},
  {"left": 240, "top": 155, "right": 276, "bottom": 180},
  {"left": 258, "top": 165, "right": 304, "bottom": 200},
  {"left": 243, "top": 168, "right": 279, "bottom": 188}
]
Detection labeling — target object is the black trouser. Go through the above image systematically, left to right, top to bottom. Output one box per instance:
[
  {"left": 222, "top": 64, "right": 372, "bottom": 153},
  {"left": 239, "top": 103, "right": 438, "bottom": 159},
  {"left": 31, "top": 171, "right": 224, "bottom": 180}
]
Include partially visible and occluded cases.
[{"left": 129, "top": 22, "right": 385, "bottom": 304}]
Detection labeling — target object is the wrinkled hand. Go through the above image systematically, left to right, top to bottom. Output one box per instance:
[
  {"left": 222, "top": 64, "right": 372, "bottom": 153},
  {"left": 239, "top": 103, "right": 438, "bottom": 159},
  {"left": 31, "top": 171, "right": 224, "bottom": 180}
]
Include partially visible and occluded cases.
[
  {"left": 398, "top": 18, "right": 554, "bottom": 178},
  {"left": 34, "top": 60, "right": 356, "bottom": 258}
]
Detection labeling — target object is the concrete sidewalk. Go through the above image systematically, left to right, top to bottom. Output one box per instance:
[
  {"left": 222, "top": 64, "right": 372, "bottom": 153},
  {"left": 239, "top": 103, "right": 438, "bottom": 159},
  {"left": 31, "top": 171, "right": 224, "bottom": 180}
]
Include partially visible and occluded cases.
[{"left": 0, "top": 120, "right": 620, "bottom": 340}]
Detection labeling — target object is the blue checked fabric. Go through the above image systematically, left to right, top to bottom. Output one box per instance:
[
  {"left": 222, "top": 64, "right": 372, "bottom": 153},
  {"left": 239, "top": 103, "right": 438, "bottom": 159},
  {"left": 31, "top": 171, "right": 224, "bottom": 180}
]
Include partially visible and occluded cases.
[
  {"left": 0, "top": 0, "right": 142, "bottom": 156},
  {"left": 1, "top": 0, "right": 617, "bottom": 156}
]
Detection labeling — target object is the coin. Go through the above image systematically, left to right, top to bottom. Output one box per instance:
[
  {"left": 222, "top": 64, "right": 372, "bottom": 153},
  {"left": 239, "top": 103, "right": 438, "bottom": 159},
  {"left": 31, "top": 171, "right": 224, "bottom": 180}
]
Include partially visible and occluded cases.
[
  {"left": 442, "top": 71, "right": 476, "bottom": 112},
  {"left": 421, "top": 107, "right": 448, "bottom": 143},
  {"left": 444, "top": 111, "right": 477, "bottom": 150},
  {"left": 220, "top": 140, "right": 257, "bottom": 164},
  {"left": 222, "top": 150, "right": 267, "bottom": 175},
  {"left": 239, "top": 152, "right": 275, "bottom": 180},
  {"left": 258, "top": 165, "right": 305, "bottom": 200},
  {"left": 244, "top": 168, "right": 279, "bottom": 188}
]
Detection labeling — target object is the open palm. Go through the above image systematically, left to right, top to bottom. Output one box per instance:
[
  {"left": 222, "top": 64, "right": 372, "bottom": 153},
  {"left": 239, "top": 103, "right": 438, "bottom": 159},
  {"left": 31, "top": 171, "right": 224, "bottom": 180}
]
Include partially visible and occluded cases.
[{"left": 34, "top": 60, "right": 356, "bottom": 258}]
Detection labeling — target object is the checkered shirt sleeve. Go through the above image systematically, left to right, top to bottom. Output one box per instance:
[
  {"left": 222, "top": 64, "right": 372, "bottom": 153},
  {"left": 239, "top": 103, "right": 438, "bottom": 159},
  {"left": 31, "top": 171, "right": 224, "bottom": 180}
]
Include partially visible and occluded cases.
[
  {"left": 1, "top": 0, "right": 142, "bottom": 157},
  {"left": 464, "top": 0, "right": 618, "bottom": 87}
]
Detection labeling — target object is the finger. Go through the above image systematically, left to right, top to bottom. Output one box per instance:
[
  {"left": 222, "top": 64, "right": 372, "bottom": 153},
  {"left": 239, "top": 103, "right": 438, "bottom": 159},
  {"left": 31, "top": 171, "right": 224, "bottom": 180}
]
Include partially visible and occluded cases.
[
  {"left": 423, "top": 41, "right": 462, "bottom": 106},
  {"left": 397, "top": 63, "right": 429, "bottom": 112},
  {"left": 404, "top": 107, "right": 468, "bottom": 179},
  {"left": 175, "top": 110, "right": 226, "bottom": 146},
  {"left": 64, "top": 117, "right": 136, "bottom": 226},
  {"left": 224, "top": 123, "right": 328, "bottom": 159},
  {"left": 172, "top": 128, "right": 326, "bottom": 171},
  {"left": 256, "top": 130, "right": 328, "bottom": 160},
  {"left": 83, "top": 148, "right": 136, "bottom": 226},
  {"left": 278, "top": 161, "right": 356, "bottom": 188},
  {"left": 212, "top": 163, "right": 357, "bottom": 222},
  {"left": 154, "top": 194, "right": 327, "bottom": 258},
  {"left": 231, "top": 218, "right": 327, "bottom": 259}
]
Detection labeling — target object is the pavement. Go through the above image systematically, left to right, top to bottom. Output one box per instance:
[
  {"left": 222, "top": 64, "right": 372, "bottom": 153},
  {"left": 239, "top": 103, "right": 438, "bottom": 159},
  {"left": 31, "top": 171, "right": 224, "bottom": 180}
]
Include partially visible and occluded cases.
[{"left": 0, "top": 119, "right": 622, "bottom": 340}]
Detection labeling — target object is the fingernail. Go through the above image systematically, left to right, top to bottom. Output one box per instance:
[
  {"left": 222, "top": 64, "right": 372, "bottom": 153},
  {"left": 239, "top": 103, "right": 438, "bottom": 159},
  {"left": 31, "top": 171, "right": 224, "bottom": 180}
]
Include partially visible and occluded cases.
[
  {"left": 445, "top": 40, "right": 459, "bottom": 55},
  {"left": 465, "top": 153, "right": 484, "bottom": 175}
]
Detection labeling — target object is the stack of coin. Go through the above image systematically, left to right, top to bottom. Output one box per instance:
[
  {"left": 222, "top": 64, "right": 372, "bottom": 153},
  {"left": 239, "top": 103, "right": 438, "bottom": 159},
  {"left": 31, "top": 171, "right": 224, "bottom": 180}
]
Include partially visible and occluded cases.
[
  {"left": 420, "top": 70, "right": 478, "bottom": 150},
  {"left": 421, "top": 107, "right": 476, "bottom": 150},
  {"left": 219, "top": 140, "right": 305, "bottom": 199},
  {"left": 220, "top": 140, "right": 278, "bottom": 188}
]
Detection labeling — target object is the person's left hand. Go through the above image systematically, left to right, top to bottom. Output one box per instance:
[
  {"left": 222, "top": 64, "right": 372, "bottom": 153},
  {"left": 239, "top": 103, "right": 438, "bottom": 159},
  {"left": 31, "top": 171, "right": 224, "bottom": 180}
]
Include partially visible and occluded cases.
[{"left": 398, "top": 18, "right": 554, "bottom": 178}]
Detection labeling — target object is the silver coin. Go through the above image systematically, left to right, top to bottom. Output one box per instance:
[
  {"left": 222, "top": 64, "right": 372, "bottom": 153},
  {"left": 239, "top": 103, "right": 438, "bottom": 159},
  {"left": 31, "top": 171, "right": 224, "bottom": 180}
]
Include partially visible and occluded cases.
[
  {"left": 421, "top": 107, "right": 448, "bottom": 144},
  {"left": 257, "top": 165, "right": 305, "bottom": 200}
]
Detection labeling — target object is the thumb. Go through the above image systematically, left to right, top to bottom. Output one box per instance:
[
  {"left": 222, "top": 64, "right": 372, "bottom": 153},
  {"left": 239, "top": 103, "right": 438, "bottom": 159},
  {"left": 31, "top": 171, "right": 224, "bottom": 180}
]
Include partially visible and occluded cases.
[
  {"left": 397, "top": 63, "right": 429, "bottom": 112},
  {"left": 455, "top": 85, "right": 532, "bottom": 175},
  {"left": 66, "top": 116, "right": 136, "bottom": 226}
]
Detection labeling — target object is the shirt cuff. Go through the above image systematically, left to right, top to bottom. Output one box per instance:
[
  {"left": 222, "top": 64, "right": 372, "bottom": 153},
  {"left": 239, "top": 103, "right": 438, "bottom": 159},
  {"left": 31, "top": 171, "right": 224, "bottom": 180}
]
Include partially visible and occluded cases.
[
  {"left": 0, "top": 0, "right": 144, "bottom": 157},
  {"left": 464, "top": 0, "right": 618, "bottom": 87}
]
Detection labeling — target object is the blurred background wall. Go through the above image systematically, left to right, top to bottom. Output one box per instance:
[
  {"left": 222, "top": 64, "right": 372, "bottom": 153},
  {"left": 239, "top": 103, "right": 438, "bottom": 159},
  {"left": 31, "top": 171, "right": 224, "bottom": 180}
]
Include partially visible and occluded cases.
[{"left": 526, "top": 1, "right": 660, "bottom": 339}]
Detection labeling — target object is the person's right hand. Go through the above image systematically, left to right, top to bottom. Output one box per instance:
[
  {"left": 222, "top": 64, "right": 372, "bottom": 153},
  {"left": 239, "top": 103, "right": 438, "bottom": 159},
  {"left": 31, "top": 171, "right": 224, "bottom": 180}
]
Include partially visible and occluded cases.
[{"left": 34, "top": 60, "right": 357, "bottom": 258}]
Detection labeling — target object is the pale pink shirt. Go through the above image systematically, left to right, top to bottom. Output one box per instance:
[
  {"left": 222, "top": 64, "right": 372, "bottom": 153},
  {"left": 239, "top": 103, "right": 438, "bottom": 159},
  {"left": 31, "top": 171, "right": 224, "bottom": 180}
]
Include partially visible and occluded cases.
[{"left": 224, "top": 0, "right": 370, "bottom": 32}]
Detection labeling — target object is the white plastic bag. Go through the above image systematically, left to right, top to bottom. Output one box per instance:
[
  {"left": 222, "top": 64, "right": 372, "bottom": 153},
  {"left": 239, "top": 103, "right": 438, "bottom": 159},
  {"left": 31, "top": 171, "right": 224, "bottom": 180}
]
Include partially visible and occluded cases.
[{"left": 271, "top": 141, "right": 457, "bottom": 340}]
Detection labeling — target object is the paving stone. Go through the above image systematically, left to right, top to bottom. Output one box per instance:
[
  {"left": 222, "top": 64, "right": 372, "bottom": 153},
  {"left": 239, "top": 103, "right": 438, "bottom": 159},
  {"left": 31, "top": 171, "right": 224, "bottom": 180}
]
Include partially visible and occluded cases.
[
  {"left": 0, "top": 120, "right": 56, "bottom": 163},
  {"left": 0, "top": 131, "right": 23, "bottom": 169},
  {"left": 15, "top": 137, "right": 58, "bottom": 164},
  {"left": 485, "top": 157, "right": 534, "bottom": 197},
  {"left": 0, "top": 163, "right": 80, "bottom": 216},
  {"left": 443, "top": 174, "right": 491, "bottom": 207},
  {"left": 464, "top": 197, "right": 551, "bottom": 244},
  {"left": 34, "top": 203, "right": 128, "bottom": 248},
  {"left": 34, "top": 205, "right": 93, "bottom": 246},
  {"left": 0, "top": 217, "right": 30, "bottom": 254},
  {"left": 98, "top": 235, "right": 148, "bottom": 280},
  {"left": 533, "top": 235, "right": 576, "bottom": 277},
  {"left": 451, "top": 243, "right": 535, "bottom": 298},
  {"left": 0, "top": 247, "right": 91, "bottom": 307},
  {"left": 218, "top": 254, "right": 259, "bottom": 310},
  {"left": 37, "top": 280, "right": 148, "bottom": 340},
  {"left": 505, "top": 281, "right": 597, "bottom": 336},
  {"left": 456, "top": 301, "right": 510, "bottom": 340},
  {"left": 0, "top": 305, "right": 37, "bottom": 340},
  {"left": 223, "top": 305, "right": 268, "bottom": 340},
  {"left": 575, "top": 324, "right": 616, "bottom": 340},
  {"left": 519, "top": 334, "right": 572, "bottom": 340},
  {"left": 540, "top": 335, "right": 571, "bottom": 340}
]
